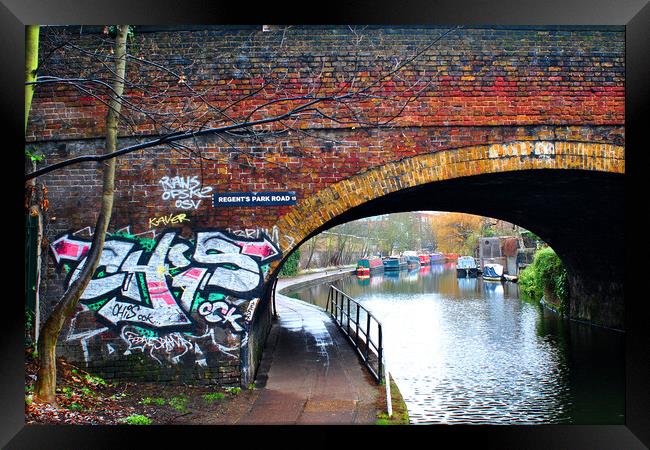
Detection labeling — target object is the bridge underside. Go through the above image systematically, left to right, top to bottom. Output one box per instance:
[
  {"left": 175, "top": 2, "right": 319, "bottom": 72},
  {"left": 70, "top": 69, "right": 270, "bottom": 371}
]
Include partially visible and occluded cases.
[{"left": 295, "top": 169, "right": 625, "bottom": 330}]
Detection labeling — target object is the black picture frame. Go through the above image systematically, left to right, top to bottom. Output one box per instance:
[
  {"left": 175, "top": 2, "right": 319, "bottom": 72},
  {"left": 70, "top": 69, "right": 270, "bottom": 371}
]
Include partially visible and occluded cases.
[{"left": 3, "top": 0, "right": 648, "bottom": 447}]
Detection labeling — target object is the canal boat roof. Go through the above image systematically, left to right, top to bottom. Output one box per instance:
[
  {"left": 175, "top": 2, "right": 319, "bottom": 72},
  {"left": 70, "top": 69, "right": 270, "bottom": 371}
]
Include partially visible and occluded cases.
[
  {"left": 358, "top": 256, "right": 383, "bottom": 268},
  {"left": 457, "top": 256, "right": 477, "bottom": 269}
]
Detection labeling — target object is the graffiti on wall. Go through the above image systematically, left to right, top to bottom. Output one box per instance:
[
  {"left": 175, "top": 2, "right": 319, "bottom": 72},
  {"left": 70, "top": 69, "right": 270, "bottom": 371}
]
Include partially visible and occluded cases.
[
  {"left": 159, "top": 176, "right": 213, "bottom": 210},
  {"left": 148, "top": 213, "right": 190, "bottom": 229},
  {"left": 226, "top": 225, "right": 296, "bottom": 251},
  {"left": 52, "top": 228, "right": 281, "bottom": 366}
]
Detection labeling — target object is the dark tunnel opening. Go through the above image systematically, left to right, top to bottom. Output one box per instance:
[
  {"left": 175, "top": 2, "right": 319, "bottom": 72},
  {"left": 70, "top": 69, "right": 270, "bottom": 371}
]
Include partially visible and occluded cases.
[{"left": 273, "top": 169, "right": 624, "bottom": 330}]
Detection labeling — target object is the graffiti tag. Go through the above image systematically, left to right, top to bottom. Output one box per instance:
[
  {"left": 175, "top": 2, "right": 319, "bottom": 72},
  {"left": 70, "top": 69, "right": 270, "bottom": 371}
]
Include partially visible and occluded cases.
[
  {"left": 159, "top": 176, "right": 213, "bottom": 210},
  {"left": 148, "top": 213, "right": 190, "bottom": 228},
  {"left": 226, "top": 225, "right": 296, "bottom": 251}
]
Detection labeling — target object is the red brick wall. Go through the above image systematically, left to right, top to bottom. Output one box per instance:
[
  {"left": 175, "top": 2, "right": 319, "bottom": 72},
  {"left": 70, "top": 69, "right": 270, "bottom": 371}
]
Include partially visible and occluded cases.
[
  {"left": 28, "top": 26, "right": 624, "bottom": 142},
  {"left": 30, "top": 26, "right": 624, "bottom": 237},
  {"left": 36, "top": 124, "right": 623, "bottom": 242}
]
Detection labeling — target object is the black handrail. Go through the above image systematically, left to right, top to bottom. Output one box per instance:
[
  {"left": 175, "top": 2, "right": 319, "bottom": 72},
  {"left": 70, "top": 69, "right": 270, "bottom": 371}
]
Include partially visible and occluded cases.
[
  {"left": 271, "top": 277, "right": 279, "bottom": 319},
  {"left": 325, "top": 285, "right": 383, "bottom": 383}
]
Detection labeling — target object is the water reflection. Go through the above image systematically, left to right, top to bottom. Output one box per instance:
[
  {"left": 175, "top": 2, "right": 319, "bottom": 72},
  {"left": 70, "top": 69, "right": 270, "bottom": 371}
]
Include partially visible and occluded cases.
[
  {"left": 283, "top": 264, "right": 625, "bottom": 424},
  {"left": 456, "top": 276, "right": 479, "bottom": 294},
  {"left": 483, "top": 280, "right": 504, "bottom": 298}
]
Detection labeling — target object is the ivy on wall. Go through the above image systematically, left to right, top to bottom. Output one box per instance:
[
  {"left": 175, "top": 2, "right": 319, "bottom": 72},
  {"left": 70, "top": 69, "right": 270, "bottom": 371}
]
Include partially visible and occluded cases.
[
  {"left": 518, "top": 247, "right": 569, "bottom": 314},
  {"left": 278, "top": 249, "right": 301, "bottom": 277}
]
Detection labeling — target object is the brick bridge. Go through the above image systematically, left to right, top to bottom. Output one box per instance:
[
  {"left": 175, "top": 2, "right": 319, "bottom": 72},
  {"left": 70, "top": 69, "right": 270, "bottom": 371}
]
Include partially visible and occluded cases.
[{"left": 28, "top": 25, "right": 624, "bottom": 386}]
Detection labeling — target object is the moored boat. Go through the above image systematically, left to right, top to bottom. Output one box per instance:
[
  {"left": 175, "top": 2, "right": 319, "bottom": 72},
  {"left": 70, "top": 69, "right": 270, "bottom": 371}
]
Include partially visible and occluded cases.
[
  {"left": 402, "top": 251, "right": 421, "bottom": 268},
  {"left": 430, "top": 252, "right": 445, "bottom": 264},
  {"left": 444, "top": 253, "right": 459, "bottom": 262},
  {"left": 418, "top": 254, "right": 431, "bottom": 266},
  {"left": 382, "top": 255, "right": 407, "bottom": 271},
  {"left": 357, "top": 256, "right": 384, "bottom": 276},
  {"left": 382, "top": 256, "right": 399, "bottom": 271},
  {"left": 456, "top": 256, "right": 478, "bottom": 277},
  {"left": 482, "top": 263, "right": 504, "bottom": 281}
]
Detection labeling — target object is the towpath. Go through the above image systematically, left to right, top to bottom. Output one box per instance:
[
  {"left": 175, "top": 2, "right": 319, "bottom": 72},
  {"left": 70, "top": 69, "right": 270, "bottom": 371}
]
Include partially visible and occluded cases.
[{"left": 236, "top": 267, "right": 379, "bottom": 424}]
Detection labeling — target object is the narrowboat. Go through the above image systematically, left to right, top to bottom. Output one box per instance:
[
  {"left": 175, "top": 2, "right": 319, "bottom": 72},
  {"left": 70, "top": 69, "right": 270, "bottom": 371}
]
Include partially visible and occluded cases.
[
  {"left": 402, "top": 251, "right": 421, "bottom": 268},
  {"left": 430, "top": 252, "right": 445, "bottom": 264},
  {"left": 444, "top": 253, "right": 459, "bottom": 262},
  {"left": 418, "top": 254, "right": 431, "bottom": 266},
  {"left": 357, "top": 256, "right": 384, "bottom": 276},
  {"left": 382, "top": 256, "right": 407, "bottom": 271},
  {"left": 456, "top": 256, "right": 478, "bottom": 277},
  {"left": 482, "top": 263, "right": 504, "bottom": 281}
]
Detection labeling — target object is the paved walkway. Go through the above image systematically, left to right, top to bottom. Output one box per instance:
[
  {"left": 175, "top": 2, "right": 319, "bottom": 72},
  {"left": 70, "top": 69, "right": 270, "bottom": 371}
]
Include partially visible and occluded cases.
[{"left": 237, "top": 269, "right": 378, "bottom": 425}]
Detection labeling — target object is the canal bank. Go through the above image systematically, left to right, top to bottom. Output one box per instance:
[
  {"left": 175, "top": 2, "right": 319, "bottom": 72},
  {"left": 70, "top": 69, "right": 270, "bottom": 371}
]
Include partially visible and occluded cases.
[{"left": 239, "top": 267, "right": 408, "bottom": 424}]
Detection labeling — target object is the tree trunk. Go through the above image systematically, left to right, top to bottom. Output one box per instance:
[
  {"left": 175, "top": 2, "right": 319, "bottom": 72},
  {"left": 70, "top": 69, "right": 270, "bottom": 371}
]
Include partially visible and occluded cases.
[
  {"left": 25, "top": 25, "right": 39, "bottom": 134},
  {"left": 34, "top": 25, "right": 129, "bottom": 405},
  {"left": 25, "top": 26, "right": 41, "bottom": 347},
  {"left": 29, "top": 200, "right": 43, "bottom": 346},
  {"left": 305, "top": 236, "right": 317, "bottom": 269},
  {"left": 325, "top": 236, "right": 333, "bottom": 266},
  {"left": 335, "top": 236, "right": 348, "bottom": 266}
]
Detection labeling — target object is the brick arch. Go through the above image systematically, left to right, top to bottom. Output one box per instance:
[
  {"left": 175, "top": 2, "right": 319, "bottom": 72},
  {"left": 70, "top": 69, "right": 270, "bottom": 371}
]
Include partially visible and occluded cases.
[{"left": 272, "top": 140, "right": 624, "bottom": 255}]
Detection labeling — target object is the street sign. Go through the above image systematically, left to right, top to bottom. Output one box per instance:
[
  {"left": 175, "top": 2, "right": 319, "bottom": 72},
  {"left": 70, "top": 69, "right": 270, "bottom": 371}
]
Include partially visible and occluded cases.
[{"left": 213, "top": 191, "right": 297, "bottom": 207}]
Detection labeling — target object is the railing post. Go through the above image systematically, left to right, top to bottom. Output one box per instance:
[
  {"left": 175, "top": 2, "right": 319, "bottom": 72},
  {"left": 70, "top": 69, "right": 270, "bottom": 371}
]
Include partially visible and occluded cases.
[
  {"left": 272, "top": 278, "right": 278, "bottom": 319},
  {"left": 325, "top": 286, "right": 332, "bottom": 313},
  {"left": 326, "top": 287, "right": 330, "bottom": 315},
  {"left": 336, "top": 290, "right": 341, "bottom": 325},
  {"left": 346, "top": 296, "right": 351, "bottom": 335},
  {"left": 355, "top": 303, "right": 360, "bottom": 347},
  {"left": 365, "top": 313, "right": 371, "bottom": 363},
  {"left": 378, "top": 325, "right": 383, "bottom": 383},
  {"left": 384, "top": 353, "right": 392, "bottom": 417}
]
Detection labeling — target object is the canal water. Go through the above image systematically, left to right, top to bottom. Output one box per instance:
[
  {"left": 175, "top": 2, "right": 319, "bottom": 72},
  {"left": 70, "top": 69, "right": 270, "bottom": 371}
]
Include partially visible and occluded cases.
[{"left": 283, "top": 262, "right": 625, "bottom": 424}]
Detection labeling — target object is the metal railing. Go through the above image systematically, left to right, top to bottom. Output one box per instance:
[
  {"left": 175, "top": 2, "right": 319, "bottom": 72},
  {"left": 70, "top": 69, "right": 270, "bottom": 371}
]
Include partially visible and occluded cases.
[
  {"left": 270, "top": 277, "right": 279, "bottom": 319},
  {"left": 325, "top": 285, "right": 383, "bottom": 383}
]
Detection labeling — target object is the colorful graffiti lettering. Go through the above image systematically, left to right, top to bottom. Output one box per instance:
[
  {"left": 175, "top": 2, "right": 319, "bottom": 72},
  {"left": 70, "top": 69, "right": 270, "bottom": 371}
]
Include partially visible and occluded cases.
[
  {"left": 159, "top": 175, "right": 213, "bottom": 210},
  {"left": 54, "top": 228, "right": 281, "bottom": 366}
]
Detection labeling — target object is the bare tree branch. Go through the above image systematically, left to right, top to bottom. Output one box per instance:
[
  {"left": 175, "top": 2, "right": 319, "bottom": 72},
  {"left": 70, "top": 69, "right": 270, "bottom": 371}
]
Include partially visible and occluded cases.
[{"left": 26, "top": 26, "right": 462, "bottom": 180}]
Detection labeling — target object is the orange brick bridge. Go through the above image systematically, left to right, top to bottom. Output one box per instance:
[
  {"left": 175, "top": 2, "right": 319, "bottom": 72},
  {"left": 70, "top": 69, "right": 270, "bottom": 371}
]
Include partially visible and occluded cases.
[{"left": 27, "top": 25, "right": 624, "bottom": 386}]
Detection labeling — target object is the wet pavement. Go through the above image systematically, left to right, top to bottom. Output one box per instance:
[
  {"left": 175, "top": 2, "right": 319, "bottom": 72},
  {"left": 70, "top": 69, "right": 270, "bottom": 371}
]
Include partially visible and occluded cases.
[{"left": 237, "top": 290, "right": 379, "bottom": 425}]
